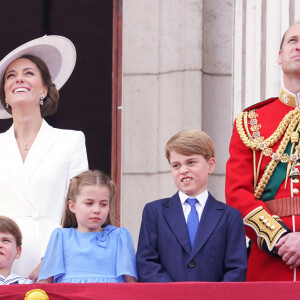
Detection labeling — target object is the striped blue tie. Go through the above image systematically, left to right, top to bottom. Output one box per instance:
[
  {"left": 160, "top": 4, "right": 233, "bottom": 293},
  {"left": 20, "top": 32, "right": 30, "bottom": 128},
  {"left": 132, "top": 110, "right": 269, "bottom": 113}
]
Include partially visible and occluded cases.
[{"left": 186, "top": 198, "right": 199, "bottom": 247}]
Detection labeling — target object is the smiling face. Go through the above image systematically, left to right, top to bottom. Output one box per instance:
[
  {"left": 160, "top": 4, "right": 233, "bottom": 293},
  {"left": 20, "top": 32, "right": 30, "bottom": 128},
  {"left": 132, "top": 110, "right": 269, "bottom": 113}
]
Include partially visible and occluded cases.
[
  {"left": 278, "top": 23, "right": 300, "bottom": 76},
  {"left": 3, "top": 58, "right": 47, "bottom": 112},
  {"left": 170, "top": 151, "right": 216, "bottom": 197},
  {"left": 69, "top": 185, "right": 110, "bottom": 233},
  {"left": 0, "top": 232, "right": 21, "bottom": 277}
]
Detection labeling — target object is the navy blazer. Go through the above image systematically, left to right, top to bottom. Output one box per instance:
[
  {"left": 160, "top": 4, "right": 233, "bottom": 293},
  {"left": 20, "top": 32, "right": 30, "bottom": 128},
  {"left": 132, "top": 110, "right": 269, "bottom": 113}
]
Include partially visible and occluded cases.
[{"left": 136, "top": 192, "right": 247, "bottom": 282}]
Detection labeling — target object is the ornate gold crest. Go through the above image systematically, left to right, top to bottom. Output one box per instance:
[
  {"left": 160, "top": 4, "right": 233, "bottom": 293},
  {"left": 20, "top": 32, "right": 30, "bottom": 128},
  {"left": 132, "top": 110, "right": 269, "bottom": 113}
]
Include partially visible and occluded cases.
[{"left": 24, "top": 289, "right": 49, "bottom": 300}]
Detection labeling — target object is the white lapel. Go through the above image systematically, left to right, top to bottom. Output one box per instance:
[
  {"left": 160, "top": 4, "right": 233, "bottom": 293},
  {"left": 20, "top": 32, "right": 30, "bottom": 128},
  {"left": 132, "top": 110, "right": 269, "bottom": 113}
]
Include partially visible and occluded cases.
[
  {"left": 23, "top": 119, "right": 55, "bottom": 179},
  {"left": 0, "top": 120, "right": 55, "bottom": 210},
  {"left": 1, "top": 125, "right": 36, "bottom": 209}
]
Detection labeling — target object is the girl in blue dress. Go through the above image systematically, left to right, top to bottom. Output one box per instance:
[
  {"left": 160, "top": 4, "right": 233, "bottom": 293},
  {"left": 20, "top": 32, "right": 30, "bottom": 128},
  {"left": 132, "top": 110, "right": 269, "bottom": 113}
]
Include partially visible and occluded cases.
[{"left": 37, "top": 170, "right": 138, "bottom": 283}]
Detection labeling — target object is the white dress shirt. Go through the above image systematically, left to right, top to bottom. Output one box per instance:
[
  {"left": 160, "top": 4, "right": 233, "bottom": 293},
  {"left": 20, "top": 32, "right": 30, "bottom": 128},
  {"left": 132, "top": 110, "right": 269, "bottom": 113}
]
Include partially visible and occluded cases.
[{"left": 179, "top": 190, "right": 208, "bottom": 223}]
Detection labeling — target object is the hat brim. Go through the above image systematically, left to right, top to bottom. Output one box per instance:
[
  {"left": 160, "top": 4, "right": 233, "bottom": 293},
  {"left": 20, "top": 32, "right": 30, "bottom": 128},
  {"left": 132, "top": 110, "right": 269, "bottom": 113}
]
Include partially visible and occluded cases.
[{"left": 0, "top": 35, "right": 76, "bottom": 119}]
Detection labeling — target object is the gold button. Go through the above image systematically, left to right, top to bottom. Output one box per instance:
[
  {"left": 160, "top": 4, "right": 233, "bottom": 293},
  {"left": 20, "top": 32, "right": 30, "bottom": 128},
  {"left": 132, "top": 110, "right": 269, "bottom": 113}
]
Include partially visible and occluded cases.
[
  {"left": 293, "top": 178, "right": 299, "bottom": 184},
  {"left": 293, "top": 188, "right": 299, "bottom": 195}
]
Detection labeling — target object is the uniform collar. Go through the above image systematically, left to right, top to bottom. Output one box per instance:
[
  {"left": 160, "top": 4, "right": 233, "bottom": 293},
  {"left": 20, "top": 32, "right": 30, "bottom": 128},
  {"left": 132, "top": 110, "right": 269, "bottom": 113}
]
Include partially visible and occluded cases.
[{"left": 279, "top": 87, "right": 300, "bottom": 107}]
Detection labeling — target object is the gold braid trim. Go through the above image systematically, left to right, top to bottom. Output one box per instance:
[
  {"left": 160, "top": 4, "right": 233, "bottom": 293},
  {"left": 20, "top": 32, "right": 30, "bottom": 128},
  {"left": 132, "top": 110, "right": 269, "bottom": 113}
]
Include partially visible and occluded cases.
[
  {"left": 236, "top": 107, "right": 300, "bottom": 199},
  {"left": 236, "top": 109, "right": 298, "bottom": 150},
  {"left": 243, "top": 112, "right": 255, "bottom": 145},
  {"left": 254, "top": 113, "right": 300, "bottom": 199},
  {"left": 244, "top": 207, "right": 286, "bottom": 251}
]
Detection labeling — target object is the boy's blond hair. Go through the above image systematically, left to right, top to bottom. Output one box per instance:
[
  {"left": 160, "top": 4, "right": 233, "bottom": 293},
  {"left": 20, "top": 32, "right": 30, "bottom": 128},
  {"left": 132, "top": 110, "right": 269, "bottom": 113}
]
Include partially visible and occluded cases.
[
  {"left": 165, "top": 129, "right": 215, "bottom": 162},
  {"left": 0, "top": 216, "right": 22, "bottom": 247}
]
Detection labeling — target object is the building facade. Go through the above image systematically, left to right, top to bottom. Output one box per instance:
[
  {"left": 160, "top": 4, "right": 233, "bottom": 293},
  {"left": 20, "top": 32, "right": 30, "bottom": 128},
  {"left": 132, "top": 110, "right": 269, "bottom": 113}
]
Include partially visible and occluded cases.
[{"left": 121, "top": 0, "right": 300, "bottom": 246}]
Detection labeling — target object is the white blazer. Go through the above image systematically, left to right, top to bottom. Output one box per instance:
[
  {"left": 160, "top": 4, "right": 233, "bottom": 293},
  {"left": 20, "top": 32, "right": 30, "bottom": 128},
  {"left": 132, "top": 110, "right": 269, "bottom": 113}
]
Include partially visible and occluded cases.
[{"left": 0, "top": 119, "right": 88, "bottom": 277}]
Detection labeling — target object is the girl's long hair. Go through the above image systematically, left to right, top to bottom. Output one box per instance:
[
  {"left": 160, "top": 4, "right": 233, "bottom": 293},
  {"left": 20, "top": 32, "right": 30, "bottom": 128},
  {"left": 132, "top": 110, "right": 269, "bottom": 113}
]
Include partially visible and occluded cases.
[{"left": 62, "top": 170, "right": 116, "bottom": 228}]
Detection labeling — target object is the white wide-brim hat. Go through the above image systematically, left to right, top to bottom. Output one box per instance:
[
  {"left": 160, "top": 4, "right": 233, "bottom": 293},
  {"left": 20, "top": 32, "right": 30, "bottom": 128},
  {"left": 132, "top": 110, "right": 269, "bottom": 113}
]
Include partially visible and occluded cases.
[{"left": 0, "top": 35, "right": 76, "bottom": 119}]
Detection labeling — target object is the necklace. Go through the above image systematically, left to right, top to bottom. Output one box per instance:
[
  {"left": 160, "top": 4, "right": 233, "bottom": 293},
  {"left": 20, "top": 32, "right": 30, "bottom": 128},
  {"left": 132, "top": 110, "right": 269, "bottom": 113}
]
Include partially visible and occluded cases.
[
  {"left": 15, "top": 121, "right": 42, "bottom": 152},
  {"left": 18, "top": 135, "right": 33, "bottom": 151}
]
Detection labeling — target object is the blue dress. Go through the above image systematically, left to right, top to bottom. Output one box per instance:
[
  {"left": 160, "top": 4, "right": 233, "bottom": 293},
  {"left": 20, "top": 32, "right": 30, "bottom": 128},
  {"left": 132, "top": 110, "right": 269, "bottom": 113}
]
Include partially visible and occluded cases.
[{"left": 37, "top": 225, "right": 137, "bottom": 283}]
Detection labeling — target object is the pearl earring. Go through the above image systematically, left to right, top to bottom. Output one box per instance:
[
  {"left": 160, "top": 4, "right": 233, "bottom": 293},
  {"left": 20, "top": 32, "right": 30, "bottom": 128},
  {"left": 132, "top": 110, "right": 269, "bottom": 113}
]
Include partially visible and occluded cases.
[{"left": 40, "top": 95, "right": 44, "bottom": 106}]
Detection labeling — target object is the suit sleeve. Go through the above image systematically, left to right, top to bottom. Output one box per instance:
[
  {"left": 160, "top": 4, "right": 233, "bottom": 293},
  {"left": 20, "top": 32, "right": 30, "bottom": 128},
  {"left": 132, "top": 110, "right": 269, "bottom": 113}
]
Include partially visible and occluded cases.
[
  {"left": 226, "top": 120, "right": 288, "bottom": 254},
  {"left": 136, "top": 203, "right": 173, "bottom": 282},
  {"left": 222, "top": 209, "right": 247, "bottom": 282}
]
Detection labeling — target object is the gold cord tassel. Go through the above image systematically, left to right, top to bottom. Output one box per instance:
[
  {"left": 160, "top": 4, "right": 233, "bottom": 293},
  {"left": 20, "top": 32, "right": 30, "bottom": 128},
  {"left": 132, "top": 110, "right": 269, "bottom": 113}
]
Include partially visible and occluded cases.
[
  {"left": 284, "top": 131, "right": 299, "bottom": 188},
  {"left": 253, "top": 150, "right": 257, "bottom": 190}
]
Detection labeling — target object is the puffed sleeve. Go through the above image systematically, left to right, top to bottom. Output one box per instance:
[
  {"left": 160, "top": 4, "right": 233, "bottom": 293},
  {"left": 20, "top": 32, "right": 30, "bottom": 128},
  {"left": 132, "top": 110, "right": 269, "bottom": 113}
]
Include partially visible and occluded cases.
[
  {"left": 116, "top": 227, "right": 138, "bottom": 280},
  {"left": 37, "top": 228, "right": 65, "bottom": 283}
]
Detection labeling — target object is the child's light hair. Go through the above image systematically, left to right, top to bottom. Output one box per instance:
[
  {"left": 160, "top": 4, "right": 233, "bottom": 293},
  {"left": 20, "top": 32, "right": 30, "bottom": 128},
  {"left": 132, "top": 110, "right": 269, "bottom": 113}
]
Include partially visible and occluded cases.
[
  {"left": 165, "top": 129, "right": 215, "bottom": 162},
  {"left": 62, "top": 170, "right": 116, "bottom": 228},
  {"left": 0, "top": 216, "right": 22, "bottom": 247}
]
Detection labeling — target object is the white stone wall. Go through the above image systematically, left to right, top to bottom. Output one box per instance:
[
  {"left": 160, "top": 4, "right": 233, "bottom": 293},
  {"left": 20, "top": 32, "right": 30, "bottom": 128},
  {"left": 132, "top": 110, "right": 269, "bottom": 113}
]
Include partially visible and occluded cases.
[
  {"left": 120, "top": 0, "right": 300, "bottom": 249},
  {"left": 122, "top": 0, "right": 234, "bottom": 247},
  {"left": 122, "top": 0, "right": 203, "bottom": 246},
  {"left": 202, "top": 0, "right": 234, "bottom": 202}
]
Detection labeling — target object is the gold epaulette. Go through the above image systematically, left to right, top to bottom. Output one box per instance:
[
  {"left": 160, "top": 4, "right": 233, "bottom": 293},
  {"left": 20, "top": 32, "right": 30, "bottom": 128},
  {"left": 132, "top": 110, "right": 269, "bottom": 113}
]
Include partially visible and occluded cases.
[{"left": 244, "top": 206, "right": 286, "bottom": 251}]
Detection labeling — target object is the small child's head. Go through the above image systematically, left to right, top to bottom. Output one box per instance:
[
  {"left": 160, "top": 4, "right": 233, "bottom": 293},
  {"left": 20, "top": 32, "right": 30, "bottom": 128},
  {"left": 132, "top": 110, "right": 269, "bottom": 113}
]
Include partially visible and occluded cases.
[
  {"left": 165, "top": 129, "right": 216, "bottom": 196},
  {"left": 62, "top": 170, "right": 116, "bottom": 232},
  {"left": 0, "top": 216, "right": 22, "bottom": 275}
]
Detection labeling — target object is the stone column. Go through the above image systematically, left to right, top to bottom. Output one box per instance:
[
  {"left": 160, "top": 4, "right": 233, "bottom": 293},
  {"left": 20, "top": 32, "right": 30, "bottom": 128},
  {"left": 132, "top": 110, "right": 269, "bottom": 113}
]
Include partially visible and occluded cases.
[
  {"left": 122, "top": 0, "right": 203, "bottom": 245},
  {"left": 202, "top": 0, "right": 234, "bottom": 202}
]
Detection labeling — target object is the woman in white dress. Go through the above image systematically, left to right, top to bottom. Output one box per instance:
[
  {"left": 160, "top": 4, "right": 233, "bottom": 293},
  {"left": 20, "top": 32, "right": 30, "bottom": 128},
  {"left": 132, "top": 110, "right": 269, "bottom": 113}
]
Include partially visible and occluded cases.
[{"left": 0, "top": 36, "right": 88, "bottom": 281}]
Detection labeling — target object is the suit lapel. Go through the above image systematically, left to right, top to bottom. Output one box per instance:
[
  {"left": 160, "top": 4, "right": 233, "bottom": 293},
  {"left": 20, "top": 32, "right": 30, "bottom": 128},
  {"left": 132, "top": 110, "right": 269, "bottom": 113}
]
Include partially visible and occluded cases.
[
  {"left": 24, "top": 120, "right": 55, "bottom": 179},
  {"left": 163, "top": 193, "right": 191, "bottom": 254},
  {"left": 190, "top": 194, "right": 224, "bottom": 258}
]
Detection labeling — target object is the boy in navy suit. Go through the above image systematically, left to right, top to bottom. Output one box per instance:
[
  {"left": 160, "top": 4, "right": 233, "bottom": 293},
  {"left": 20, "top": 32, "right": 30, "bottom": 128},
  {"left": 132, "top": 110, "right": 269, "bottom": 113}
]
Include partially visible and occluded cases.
[{"left": 136, "top": 129, "right": 247, "bottom": 282}]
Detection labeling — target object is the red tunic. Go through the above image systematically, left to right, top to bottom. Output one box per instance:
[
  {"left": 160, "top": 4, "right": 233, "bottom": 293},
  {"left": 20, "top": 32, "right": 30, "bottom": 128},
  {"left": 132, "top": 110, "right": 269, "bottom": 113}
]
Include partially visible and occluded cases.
[{"left": 226, "top": 93, "right": 300, "bottom": 281}]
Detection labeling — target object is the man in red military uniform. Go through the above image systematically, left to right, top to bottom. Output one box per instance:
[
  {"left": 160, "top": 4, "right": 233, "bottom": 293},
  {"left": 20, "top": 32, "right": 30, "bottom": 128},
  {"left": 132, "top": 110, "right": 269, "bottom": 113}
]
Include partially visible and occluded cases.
[{"left": 226, "top": 22, "right": 300, "bottom": 281}]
